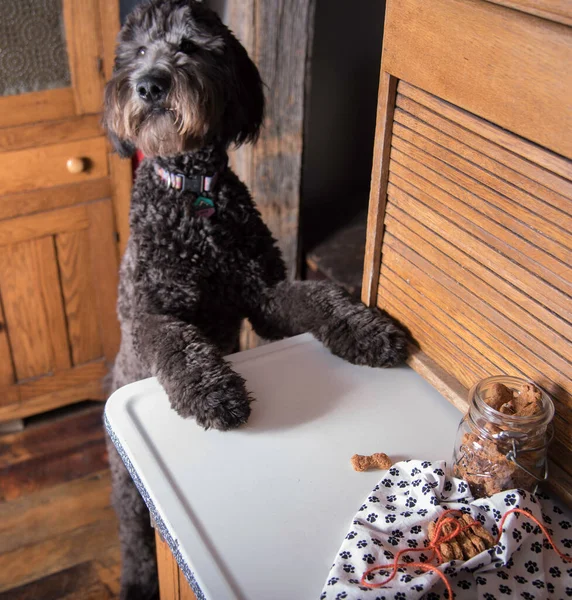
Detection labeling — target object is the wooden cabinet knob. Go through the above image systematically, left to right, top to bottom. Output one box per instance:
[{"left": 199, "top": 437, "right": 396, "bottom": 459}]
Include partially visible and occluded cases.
[{"left": 66, "top": 157, "right": 85, "bottom": 174}]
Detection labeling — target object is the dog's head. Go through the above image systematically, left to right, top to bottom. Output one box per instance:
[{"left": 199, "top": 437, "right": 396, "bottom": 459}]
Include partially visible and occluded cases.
[{"left": 103, "top": 0, "right": 264, "bottom": 158}]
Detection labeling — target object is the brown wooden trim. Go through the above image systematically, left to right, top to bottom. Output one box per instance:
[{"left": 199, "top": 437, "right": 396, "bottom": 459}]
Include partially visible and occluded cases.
[
  {"left": 63, "top": 0, "right": 105, "bottom": 115},
  {"left": 98, "top": 0, "right": 121, "bottom": 81},
  {"left": 382, "top": 0, "right": 572, "bottom": 158},
  {"left": 483, "top": 0, "right": 572, "bottom": 25},
  {"left": 361, "top": 73, "right": 398, "bottom": 307},
  {"left": 0, "top": 89, "right": 76, "bottom": 130},
  {"left": 0, "top": 116, "right": 103, "bottom": 154},
  {"left": 108, "top": 153, "right": 132, "bottom": 258},
  {"left": 0, "top": 179, "right": 112, "bottom": 222},
  {"left": 87, "top": 202, "right": 120, "bottom": 362},
  {"left": 0, "top": 205, "right": 89, "bottom": 248},
  {"left": 407, "top": 346, "right": 469, "bottom": 413},
  {"left": 0, "top": 361, "right": 106, "bottom": 419},
  {"left": 155, "top": 532, "right": 198, "bottom": 600},
  {"left": 156, "top": 532, "right": 180, "bottom": 600}
]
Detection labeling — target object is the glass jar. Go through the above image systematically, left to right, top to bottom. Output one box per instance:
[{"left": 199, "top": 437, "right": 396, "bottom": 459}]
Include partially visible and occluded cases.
[{"left": 452, "top": 376, "right": 555, "bottom": 498}]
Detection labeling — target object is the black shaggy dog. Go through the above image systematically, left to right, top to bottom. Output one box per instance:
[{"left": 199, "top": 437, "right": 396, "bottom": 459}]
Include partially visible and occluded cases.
[{"left": 104, "top": 1, "right": 408, "bottom": 597}]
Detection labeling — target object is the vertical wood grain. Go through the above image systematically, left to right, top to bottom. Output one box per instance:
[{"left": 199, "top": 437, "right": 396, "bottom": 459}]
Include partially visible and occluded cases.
[
  {"left": 63, "top": 0, "right": 105, "bottom": 115},
  {"left": 228, "top": 0, "right": 316, "bottom": 350},
  {"left": 229, "top": 0, "right": 316, "bottom": 278},
  {"left": 361, "top": 72, "right": 398, "bottom": 307},
  {"left": 108, "top": 153, "right": 132, "bottom": 258},
  {"left": 86, "top": 202, "right": 120, "bottom": 364},
  {"left": 56, "top": 232, "right": 102, "bottom": 366},
  {"left": 0, "top": 238, "right": 70, "bottom": 381},
  {"left": 0, "top": 299, "right": 15, "bottom": 388},
  {"left": 156, "top": 532, "right": 182, "bottom": 600}
]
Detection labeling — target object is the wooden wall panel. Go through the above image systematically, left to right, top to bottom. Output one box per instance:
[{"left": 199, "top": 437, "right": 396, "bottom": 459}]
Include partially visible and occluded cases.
[
  {"left": 227, "top": 0, "right": 316, "bottom": 350},
  {"left": 374, "top": 81, "right": 572, "bottom": 484},
  {"left": 56, "top": 232, "right": 102, "bottom": 365},
  {"left": 0, "top": 238, "right": 70, "bottom": 381}
]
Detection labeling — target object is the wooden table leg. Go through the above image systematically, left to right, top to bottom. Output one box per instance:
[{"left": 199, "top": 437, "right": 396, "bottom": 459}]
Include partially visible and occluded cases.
[{"left": 155, "top": 530, "right": 197, "bottom": 600}]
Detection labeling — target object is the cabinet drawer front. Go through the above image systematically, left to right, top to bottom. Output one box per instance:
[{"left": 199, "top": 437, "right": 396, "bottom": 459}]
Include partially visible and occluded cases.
[{"left": 0, "top": 137, "right": 108, "bottom": 196}]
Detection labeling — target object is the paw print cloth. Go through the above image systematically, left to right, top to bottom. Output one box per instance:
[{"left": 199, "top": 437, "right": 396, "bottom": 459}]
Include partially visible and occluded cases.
[{"left": 321, "top": 460, "right": 571, "bottom": 600}]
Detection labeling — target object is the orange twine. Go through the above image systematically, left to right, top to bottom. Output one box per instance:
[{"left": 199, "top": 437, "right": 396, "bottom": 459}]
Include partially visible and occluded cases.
[{"left": 360, "top": 508, "right": 572, "bottom": 597}]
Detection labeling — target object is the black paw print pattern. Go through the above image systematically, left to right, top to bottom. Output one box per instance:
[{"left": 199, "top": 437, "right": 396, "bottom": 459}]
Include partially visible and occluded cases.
[
  {"left": 322, "top": 464, "right": 571, "bottom": 600},
  {"left": 504, "top": 493, "right": 517, "bottom": 506},
  {"left": 530, "top": 541, "right": 542, "bottom": 553},
  {"left": 525, "top": 560, "right": 539, "bottom": 574},
  {"left": 549, "top": 566, "right": 561, "bottom": 578}
]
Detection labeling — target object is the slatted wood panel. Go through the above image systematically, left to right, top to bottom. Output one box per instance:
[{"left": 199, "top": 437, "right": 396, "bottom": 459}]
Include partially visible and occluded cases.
[{"left": 376, "top": 82, "right": 572, "bottom": 481}]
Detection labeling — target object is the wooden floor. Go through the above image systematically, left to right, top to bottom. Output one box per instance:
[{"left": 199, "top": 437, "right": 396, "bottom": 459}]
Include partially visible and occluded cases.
[{"left": 0, "top": 402, "right": 121, "bottom": 599}]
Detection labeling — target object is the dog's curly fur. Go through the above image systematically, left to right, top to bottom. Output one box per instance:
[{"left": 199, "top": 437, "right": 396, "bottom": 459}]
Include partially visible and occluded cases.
[{"left": 104, "top": 1, "right": 409, "bottom": 598}]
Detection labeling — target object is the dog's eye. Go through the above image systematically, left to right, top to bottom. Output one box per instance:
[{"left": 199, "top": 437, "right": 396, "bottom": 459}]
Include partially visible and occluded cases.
[
  {"left": 180, "top": 39, "right": 199, "bottom": 55},
  {"left": 137, "top": 47, "right": 146, "bottom": 57}
]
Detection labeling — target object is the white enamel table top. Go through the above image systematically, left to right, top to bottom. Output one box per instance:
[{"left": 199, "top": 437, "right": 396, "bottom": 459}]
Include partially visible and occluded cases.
[{"left": 105, "top": 333, "right": 462, "bottom": 600}]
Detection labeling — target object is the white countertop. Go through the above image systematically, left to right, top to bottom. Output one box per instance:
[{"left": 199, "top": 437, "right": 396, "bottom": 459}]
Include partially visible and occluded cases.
[{"left": 105, "top": 333, "right": 463, "bottom": 600}]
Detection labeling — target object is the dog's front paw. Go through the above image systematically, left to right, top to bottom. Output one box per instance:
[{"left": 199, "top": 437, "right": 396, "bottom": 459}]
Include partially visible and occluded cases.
[
  {"left": 325, "top": 307, "right": 409, "bottom": 368},
  {"left": 164, "top": 368, "right": 252, "bottom": 431}
]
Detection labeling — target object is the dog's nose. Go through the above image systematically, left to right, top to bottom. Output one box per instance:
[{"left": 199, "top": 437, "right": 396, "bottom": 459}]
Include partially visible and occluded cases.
[{"left": 136, "top": 75, "right": 171, "bottom": 103}]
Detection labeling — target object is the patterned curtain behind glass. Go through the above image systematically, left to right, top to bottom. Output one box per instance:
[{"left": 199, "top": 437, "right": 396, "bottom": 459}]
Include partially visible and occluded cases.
[{"left": 0, "top": 0, "right": 71, "bottom": 97}]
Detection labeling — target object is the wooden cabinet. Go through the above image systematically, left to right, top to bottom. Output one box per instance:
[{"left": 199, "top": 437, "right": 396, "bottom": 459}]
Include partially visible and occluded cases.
[
  {"left": 0, "top": 0, "right": 131, "bottom": 422},
  {"left": 363, "top": 0, "right": 572, "bottom": 499}
]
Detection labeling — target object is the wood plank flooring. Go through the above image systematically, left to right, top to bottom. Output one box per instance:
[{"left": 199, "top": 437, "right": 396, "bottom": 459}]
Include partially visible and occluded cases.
[{"left": 0, "top": 402, "right": 121, "bottom": 599}]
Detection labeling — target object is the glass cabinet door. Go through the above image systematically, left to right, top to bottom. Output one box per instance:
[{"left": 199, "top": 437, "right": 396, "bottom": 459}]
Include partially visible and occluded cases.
[{"left": 0, "top": 0, "right": 105, "bottom": 128}]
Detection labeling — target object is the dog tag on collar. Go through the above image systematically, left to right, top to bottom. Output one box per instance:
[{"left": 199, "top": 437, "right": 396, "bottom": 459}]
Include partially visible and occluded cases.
[{"left": 193, "top": 196, "right": 215, "bottom": 218}]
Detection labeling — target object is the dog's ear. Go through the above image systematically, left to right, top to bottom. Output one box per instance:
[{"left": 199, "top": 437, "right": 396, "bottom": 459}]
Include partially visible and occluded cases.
[
  {"left": 222, "top": 32, "right": 265, "bottom": 147},
  {"left": 102, "top": 79, "right": 137, "bottom": 158}
]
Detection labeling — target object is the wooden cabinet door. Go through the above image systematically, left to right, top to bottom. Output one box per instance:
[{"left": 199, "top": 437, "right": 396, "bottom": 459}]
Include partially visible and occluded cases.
[
  {"left": 0, "top": 0, "right": 108, "bottom": 129},
  {"left": 0, "top": 200, "right": 119, "bottom": 421}
]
